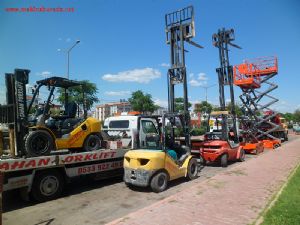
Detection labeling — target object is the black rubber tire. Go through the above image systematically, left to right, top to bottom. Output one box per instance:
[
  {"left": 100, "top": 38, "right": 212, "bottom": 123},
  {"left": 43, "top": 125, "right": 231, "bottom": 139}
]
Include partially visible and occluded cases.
[
  {"left": 25, "top": 130, "right": 54, "bottom": 157},
  {"left": 284, "top": 133, "right": 288, "bottom": 142},
  {"left": 83, "top": 134, "right": 101, "bottom": 152},
  {"left": 238, "top": 149, "right": 246, "bottom": 162},
  {"left": 220, "top": 154, "right": 228, "bottom": 167},
  {"left": 199, "top": 155, "right": 206, "bottom": 166},
  {"left": 187, "top": 158, "right": 199, "bottom": 180},
  {"left": 31, "top": 170, "right": 64, "bottom": 202},
  {"left": 150, "top": 171, "right": 168, "bottom": 193},
  {"left": 124, "top": 182, "right": 133, "bottom": 188}
]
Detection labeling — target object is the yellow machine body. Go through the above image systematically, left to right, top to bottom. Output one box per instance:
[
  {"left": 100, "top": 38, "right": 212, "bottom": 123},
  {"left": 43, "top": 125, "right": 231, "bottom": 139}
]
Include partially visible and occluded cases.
[
  {"left": 33, "top": 117, "right": 101, "bottom": 150},
  {"left": 123, "top": 149, "right": 193, "bottom": 187}
]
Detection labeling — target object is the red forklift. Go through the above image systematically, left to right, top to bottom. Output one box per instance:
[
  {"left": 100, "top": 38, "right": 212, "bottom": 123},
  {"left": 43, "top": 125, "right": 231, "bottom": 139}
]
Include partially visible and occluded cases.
[{"left": 200, "top": 28, "right": 245, "bottom": 167}]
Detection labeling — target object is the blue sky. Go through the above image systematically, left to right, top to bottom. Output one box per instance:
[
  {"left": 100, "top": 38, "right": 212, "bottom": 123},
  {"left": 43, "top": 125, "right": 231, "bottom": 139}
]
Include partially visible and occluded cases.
[{"left": 1, "top": 0, "right": 300, "bottom": 113}]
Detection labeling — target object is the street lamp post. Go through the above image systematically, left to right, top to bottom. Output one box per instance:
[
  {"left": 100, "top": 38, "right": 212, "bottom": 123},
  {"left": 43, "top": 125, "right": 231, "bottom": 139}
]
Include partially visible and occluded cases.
[
  {"left": 66, "top": 40, "right": 80, "bottom": 79},
  {"left": 201, "top": 84, "right": 216, "bottom": 102}
]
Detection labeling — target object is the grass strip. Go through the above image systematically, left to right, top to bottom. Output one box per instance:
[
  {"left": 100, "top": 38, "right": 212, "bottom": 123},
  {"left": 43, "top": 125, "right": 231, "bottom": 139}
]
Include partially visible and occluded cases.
[{"left": 261, "top": 164, "right": 300, "bottom": 225}]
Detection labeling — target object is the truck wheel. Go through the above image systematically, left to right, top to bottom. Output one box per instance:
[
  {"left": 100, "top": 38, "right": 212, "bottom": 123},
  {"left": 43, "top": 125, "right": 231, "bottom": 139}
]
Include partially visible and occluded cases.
[
  {"left": 25, "top": 130, "right": 54, "bottom": 157},
  {"left": 83, "top": 134, "right": 101, "bottom": 152},
  {"left": 238, "top": 149, "right": 245, "bottom": 162},
  {"left": 220, "top": 154, "right": 228, "bottom": 167},
  {"left": 187, "top": 158, "right": 198, "bottom": 180},
  {"left": 31, "top": 170, "right": 64, "bottom": 202},
  {"left": 150, "top": 171, "right": 168, "bottom": 193}
]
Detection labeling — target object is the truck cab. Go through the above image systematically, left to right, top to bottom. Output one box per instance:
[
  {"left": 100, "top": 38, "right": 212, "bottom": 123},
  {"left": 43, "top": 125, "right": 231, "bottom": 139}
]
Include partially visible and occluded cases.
[{"left": 103, "top": 115, "right": 160, "bottom": 149}]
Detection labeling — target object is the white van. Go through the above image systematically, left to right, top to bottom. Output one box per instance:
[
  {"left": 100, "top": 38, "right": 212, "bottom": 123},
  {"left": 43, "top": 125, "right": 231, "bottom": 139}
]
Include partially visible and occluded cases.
[{"left": 103, "top": 115, "right": 160, "bottom": 149}]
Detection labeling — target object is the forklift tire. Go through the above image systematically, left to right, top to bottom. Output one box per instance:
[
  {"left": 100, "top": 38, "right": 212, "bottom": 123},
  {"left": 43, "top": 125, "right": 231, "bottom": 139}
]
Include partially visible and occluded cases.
[
  {"left": 25, "top": 130, "right": 54, "bottom": 157},
  {"left": 83, "top": 134, "right": 101, "bottom": 152},
  {"left": 238, "top": 149, "right": 245, "bottom": 162},
  {"left": 220, "top": 154, "right": 228, "bottom": 167},
  {"left": 199, "top": 155, "right": 206, "bottom": 166},
  {"left": 187, "top": 158, "right": 199, "bottom": 180},
  {"left": 31, "top": 170, "right": 64, "bottom": 202},
  {"left": 150, "top": 171, "right": 168, "bottom": 193}
]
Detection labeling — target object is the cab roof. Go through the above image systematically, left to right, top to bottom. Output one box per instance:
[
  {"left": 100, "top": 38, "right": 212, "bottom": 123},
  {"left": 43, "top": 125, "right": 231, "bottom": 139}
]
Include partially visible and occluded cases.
[
  {"left": 36, "top": 76, "right": 82, "bottom": 88},
  {"left": 210, "top": 111, "right": 229, "bottom": 115}
]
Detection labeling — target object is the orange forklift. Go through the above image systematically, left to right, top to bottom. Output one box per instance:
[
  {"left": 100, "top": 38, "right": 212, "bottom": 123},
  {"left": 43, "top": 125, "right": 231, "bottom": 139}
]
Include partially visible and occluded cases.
[
  {"left": 200, "top": 28, "right": 245, "bottom": 167},
  {"left": 202, "top": 111, "right": 245, "bottom": 167}
]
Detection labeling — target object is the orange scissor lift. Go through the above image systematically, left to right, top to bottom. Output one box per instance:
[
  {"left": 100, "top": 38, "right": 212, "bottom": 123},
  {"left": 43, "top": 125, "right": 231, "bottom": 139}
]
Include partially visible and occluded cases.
[{"left": 234, "top": 56, "right": 281, "bottom": 151}]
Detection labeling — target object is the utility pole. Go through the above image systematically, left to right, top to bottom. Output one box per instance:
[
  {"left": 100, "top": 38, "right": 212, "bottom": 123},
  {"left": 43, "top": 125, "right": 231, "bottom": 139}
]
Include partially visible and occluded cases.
[
  {"left": 66, "top": 40, "right": 80, "bottom": 79},
  {"left": 201, "top": 84, "right": 216, "bottom": 102}
]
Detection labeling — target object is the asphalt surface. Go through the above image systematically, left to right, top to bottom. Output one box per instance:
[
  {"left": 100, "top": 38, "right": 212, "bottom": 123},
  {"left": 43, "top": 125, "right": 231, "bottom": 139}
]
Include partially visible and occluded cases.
[{"left": 2, "top": 135, "right": 296, "bottom": 225}]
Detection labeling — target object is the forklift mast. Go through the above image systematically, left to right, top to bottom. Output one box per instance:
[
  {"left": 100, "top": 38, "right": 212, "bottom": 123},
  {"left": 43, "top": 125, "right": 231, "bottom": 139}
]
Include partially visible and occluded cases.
[
  {"left": 165, "top": 6, "right": 202, "bottom": 147},
  {"left": 212, "top": 28, "right": 241, "bottom": 141},
  {"left": 1, "top": 69, "right": 30, "bottom": 156}
]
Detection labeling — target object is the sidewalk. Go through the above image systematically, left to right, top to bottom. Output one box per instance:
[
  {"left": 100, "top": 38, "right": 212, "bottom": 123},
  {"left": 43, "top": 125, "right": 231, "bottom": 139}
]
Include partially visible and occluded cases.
[{"left": 108, "top": 136, "right": 300, "bottom": 225}]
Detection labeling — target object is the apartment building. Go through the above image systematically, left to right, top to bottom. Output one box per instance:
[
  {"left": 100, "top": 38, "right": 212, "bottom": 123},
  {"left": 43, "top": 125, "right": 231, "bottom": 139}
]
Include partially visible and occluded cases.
[{"left": 95, "top": 101, "right": 132, "bottom": 121}]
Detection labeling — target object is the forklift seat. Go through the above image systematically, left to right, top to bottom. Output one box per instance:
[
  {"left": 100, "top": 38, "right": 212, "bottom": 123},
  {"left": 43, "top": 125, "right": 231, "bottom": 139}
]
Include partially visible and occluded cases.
[
  {"left": 52, "top": 102, "right": 77, "bottom": 120},
  {"left": 65, "top": 102, "right": 77, "bottom": 118}
]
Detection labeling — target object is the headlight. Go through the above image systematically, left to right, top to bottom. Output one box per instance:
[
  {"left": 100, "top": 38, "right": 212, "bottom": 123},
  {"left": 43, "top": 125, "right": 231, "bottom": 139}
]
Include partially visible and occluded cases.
[{"left": 139, "top": 158, "right": 149, "bottom": 166}]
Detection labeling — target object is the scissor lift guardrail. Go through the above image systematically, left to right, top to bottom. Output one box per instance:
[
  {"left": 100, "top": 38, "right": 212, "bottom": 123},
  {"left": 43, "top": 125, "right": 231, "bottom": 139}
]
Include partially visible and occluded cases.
[{"left": 234, "top": 56, "right": 281, "bottom": 148}]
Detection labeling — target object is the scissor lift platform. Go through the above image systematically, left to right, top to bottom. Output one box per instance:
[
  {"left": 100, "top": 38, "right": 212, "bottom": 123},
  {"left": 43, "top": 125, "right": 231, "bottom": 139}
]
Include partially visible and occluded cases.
[{"left": 234, "top": 56, "right": 278, "bottom": 89}]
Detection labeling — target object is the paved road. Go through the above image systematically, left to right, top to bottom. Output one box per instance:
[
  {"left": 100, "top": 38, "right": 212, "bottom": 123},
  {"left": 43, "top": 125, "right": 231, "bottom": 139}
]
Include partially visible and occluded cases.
[{"left": 3, "top": 135, "right": 296, "bottom": 225}]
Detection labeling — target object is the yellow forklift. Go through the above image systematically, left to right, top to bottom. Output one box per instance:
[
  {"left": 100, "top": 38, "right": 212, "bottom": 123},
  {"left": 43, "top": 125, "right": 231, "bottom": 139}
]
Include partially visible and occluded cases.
[
  {"left": 123, "top": 6, "right": 202, "bottom": 192},
  {"left": 0, "top": 69, "right": 101, "bottom": 157},
  {"left": 124, "top": 113, "right": 198, "bottom": 192}
]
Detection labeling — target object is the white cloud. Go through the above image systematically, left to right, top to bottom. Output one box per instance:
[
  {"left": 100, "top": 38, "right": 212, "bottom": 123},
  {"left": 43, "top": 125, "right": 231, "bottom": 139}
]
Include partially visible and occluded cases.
[
  {"left": 160, "top": 63, "right": 170, "bottom": 68},
  {"left": 102, "top": 68, "right": 161, "bottom": 84},
  {"left": 36, "top": 71, "right": 51, "bottom": 78},
  {"left": 189, "top": 72, "right": 209, "bottom": 87},
  {"left": 198, "top": 73, "right": 208, "bottom": 81},
  {"left": 189, "top": 79, "right": 207, "bottom": 87},
  {"left": 189, "top": 79, "right": 201, "bottom": 87},
  {"left": 104, "top": 91, "right": 131, "bottom": 96},
  {"left": 154, "top": 99, "right": 168, "bottom": 108},
  {"left": 272, "top": 100, "right": 298, "bottom": 113}
]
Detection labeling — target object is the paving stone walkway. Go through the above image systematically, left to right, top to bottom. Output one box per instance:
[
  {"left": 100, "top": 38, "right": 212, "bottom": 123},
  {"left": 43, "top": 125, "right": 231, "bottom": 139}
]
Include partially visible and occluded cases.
[{"left": 108, "top": 135, "right": 300, "bottom": 225}]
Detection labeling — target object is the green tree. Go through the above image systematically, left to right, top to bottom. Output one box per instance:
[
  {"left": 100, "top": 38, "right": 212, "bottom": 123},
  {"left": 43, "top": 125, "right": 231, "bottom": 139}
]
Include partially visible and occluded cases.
[
  {"left": 57, "top": 80, "right": 99, "bottom": 110},
  {"left": 128, "top": 90, "right": 158, "bottom": 114},
  {"left": 174, "top": 97, "right": 192, "bottom": 112},
  {"left": 194, "top": 101, "right": 213, "bottom": 115},
  {"left": 226, "top": 102, "right": 243, "bottom": 117},
  {"left": 294, "top": 109, "right": 300, "bottom": 122},
  {"left": 283, "top": 112, "right": 295, "bottom": 122}
]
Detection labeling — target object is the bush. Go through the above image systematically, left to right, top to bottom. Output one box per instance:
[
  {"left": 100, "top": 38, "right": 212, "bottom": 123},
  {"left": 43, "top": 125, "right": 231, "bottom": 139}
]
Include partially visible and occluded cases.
[{"left": 190, "top": 127, "right": 206, "bottom": 136}]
